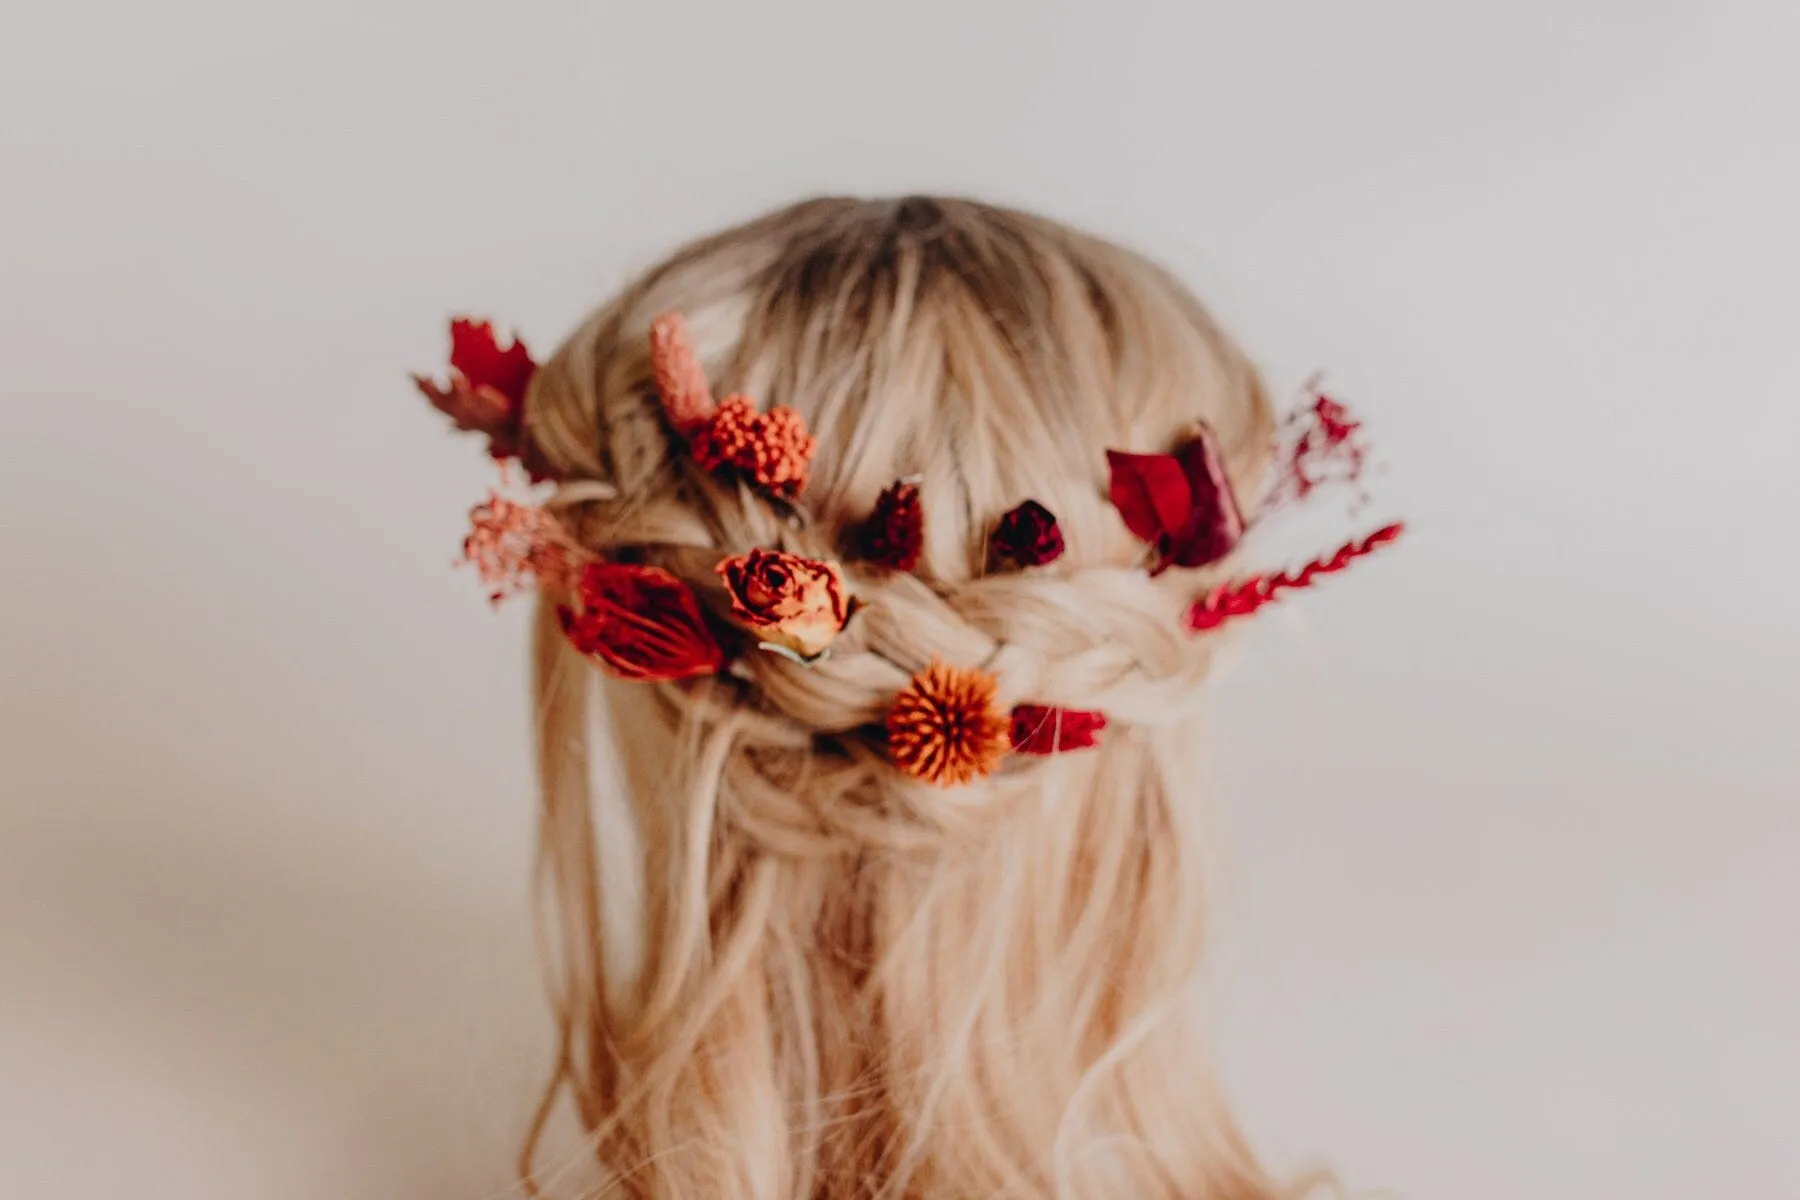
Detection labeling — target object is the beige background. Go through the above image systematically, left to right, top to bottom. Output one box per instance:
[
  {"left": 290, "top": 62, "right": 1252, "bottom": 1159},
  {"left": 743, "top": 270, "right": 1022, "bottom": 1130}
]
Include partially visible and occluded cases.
[{"left": 3, "top": 1, "right": 1796, "bottom": 1196}]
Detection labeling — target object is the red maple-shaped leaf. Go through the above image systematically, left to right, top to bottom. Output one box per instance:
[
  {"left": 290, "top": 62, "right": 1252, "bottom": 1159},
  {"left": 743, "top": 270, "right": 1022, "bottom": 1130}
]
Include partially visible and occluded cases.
[
  {"left": 413, "top": 317, "right": 538, "bottom": 464},
  {"left": 450, "top": 317, "right": 536, "bottom": 401},
  {"left": 1107, "top": 424, "right": 1245, "bottom": 574},
  {"left": 558, "top": 561, "right": 726, "bottom": 682},
  {"left": 1009, "top": 705, "right": 1108, "bottom": 755}
]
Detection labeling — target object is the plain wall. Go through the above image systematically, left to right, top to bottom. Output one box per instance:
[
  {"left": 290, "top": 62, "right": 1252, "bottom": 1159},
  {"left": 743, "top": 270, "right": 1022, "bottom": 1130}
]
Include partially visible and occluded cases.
[{"left": 2, "top": 1, "right": 1796, "bottom": 1196}]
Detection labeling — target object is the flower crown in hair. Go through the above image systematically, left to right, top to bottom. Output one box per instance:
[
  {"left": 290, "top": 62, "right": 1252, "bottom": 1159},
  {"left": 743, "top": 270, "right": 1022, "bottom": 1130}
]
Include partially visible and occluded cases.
[{"left": 413, "top": 315, "right": 1404, "bottom": 787}]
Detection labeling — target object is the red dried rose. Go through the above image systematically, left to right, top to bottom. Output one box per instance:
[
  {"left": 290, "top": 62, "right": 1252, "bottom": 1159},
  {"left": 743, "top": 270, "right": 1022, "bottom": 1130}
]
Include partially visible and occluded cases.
[
  {"left": 412, "top": 317, "right": 537, "bottom": 462},
  {"left": 1106, "top": 424, "right": 1245, "bottom": 574},
  {"left": 858, "top": 480, "right": 924, "bottom": 570},
  {"left": 992, "top": 500, "right": 1064, "bottom": 567},
  {"left": 716, "top": 548, "right": 851, "bottom": 659},
  {"left": 558, "top": 561, "right": 725, "bottom": 682},
  {"left": 1008, "top": 705, "right": 1108, "bottom": 755}
]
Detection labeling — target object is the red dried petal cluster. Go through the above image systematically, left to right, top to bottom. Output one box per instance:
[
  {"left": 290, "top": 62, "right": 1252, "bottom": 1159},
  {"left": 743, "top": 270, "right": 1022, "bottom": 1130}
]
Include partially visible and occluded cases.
[
  {"left": 413, "top": 318, "right": 537, "bottom": 464},
  {"left": 1264, "top": 387, "right": 1370, "bottom": 512},
  {"left": 690, "top": 395, "right": 816, "bottom": 500},
  {"left": 1107, "top": 424, "right": 1245, "bottom": 574},
  {"left": 858, "top": 480, "right": 925, "bottom": 571},
  {"left": 461, "top": 492, "right": 589, "bottom": 604},
  {"left": 992, "top": 499, "right": 1064, "bottom": 567},
  {"left": 1187, "top": 522, "right": 1405, "bottom": 632},
  {"left": 558, "top": 561, "right": 725, "bottom": 682},
  {"left": 886, "top": 659, "right": 1011, "bottom": 787},
  {"left": 1009, "top": 705, "right": 1108, "bottom": 755}
]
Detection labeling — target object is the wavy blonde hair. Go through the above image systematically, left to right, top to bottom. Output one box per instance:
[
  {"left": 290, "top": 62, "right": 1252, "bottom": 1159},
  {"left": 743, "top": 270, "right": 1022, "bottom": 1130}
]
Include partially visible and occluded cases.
[{"left": 518, "top": 196, "right": 1293, "bottom": 1199}]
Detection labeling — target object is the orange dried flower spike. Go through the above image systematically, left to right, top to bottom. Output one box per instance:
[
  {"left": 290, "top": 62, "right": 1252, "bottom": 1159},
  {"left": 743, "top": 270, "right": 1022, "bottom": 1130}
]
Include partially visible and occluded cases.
[
  {"left": 648, "top": 312, "right": 716, "bottom": 433},
  {"left": 886, "top": 659, "right": 1011, "bottom": 787}
]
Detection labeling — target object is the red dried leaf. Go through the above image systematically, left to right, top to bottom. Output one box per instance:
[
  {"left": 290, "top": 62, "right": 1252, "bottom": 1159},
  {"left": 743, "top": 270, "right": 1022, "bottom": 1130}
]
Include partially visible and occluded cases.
[
  {"left": 414, "top": 317, "right": 538, "bottom": 464},
  {"left": 450, "top": 317, "right": 536, "bottom": 402},
  {"left": 1106, "top": 424, "right": 1245, "bottom": 573},
  {"left": 858, "top": 480, "right": 925, "bottom": 570},
  {"left": 992, "top": 499, "right": 1064, "bottom": 567},
  {"left": 1186, "top": 522, "right": 1405, "bottom": 632},
  {"left": 558, "top": 561, "right": 726, "bottom": 682},
  {"left": 1009, "top": 705, "right": 1108, "bottom": 755}
]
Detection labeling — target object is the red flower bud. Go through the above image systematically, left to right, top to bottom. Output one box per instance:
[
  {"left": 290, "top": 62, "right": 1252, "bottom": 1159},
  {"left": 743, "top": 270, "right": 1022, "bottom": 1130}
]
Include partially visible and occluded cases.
[
  {"left": 858, "top": 480, "right": 925, "bottom": 571},
  {"left": 992, "top": 499, "right": 1064, "bottom": 567},
  {"left": 558, "top": 561, "right": 725, "bottom": 682}
]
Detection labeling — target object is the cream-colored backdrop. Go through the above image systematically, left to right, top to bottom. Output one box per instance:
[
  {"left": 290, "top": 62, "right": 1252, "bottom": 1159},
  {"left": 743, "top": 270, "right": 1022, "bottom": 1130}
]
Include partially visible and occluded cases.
[{"left": 3, "top": 1, "right": 1795, "bottom": 1197}]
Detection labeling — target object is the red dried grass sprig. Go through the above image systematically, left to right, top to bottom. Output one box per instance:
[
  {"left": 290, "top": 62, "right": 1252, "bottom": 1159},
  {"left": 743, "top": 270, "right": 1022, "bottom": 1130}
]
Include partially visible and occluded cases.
[
  {"left": 413, "top": 318, "right": 537, "bottom": 464},
  {"left": 857, "top": 480, "right": 925, "bottom": 571},
  {"left": 461, "top": 492, "right": 590, "bottom": 604},
  {"left": 1186, "top": 522, "right": 1406, "bottom": 632},
  {"left": 886, "top": 659, "right": 1011, "bottom": 787},
  {"left": 1009, "top": 705, "right": 1108, "bottom": 755}
]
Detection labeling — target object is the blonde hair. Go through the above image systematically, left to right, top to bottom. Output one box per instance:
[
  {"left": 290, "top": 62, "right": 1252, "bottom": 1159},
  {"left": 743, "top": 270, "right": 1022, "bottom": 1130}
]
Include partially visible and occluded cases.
[{"left": 519, "top": 196, "right": 1292, "bottom": 1198}]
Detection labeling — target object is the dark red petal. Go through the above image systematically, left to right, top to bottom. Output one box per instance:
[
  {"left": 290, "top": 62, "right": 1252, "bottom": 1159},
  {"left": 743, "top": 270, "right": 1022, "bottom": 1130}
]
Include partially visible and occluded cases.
[
  {"left": 1163, "top": 427, "right": 1245, "bottom": 569},
  {"left": 1106, "top": 450, "right": 1193, "bottom": 551},
  {"left": 1009, "top": 705, "right": 1109, "bottom": 755}
]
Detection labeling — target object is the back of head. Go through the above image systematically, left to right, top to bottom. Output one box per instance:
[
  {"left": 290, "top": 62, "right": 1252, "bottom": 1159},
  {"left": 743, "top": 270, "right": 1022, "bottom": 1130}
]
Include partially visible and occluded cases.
[{"left": 521, "top": 196, "right": 1282, "bottom": 1198}]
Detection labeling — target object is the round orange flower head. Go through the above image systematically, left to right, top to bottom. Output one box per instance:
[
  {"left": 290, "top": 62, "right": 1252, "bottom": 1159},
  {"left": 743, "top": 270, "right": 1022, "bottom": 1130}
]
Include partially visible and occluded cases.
[
  {"left": 691, "top": 396, "right": 816, "bottom": 500},
  {"left": 716, "top": 548, "right": 851, "bottom": 660},
  {"left": 886, "top": 659, "right": 1011, "bottom": 787}
]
